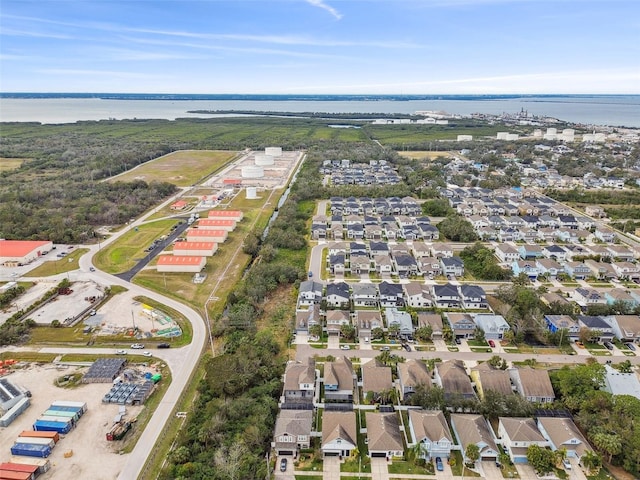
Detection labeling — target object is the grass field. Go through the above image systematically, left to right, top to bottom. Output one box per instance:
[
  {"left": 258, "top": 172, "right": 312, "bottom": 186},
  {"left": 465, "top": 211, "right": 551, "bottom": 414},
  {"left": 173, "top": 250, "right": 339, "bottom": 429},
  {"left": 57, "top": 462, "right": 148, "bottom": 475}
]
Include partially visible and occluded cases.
[
  {"left": 365, "top": 123, "right": 510, "bottom": 144},
  {"left": 108, "top": 150, "right": 237, "bottom": 186},
  {"left": 398, "top": 150, "right": 455, "bottom": 159},
  {"left": 0, "top": 158, "right": 24, "bottom": 171},
  {"left": 93, "top": 219, "right": 177, "bottom": 274},
  {"left": 24, "top": 248, "right": 89, "bottom": 277}
]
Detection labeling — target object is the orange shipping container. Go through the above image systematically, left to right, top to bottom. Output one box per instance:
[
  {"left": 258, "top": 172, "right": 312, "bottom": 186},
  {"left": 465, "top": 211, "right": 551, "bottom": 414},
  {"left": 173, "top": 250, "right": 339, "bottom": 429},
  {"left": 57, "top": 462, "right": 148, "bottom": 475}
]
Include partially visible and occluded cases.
[{"left": 19, "top": 431, "right": 60, "bottom": 443}]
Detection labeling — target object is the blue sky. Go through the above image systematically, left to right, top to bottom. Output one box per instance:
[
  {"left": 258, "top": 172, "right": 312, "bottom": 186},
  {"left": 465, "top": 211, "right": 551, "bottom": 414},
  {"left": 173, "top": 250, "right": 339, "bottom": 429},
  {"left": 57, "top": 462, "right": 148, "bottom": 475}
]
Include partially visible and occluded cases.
[{"left": 1, "top": 0, "right": 638, "bottom": 94}]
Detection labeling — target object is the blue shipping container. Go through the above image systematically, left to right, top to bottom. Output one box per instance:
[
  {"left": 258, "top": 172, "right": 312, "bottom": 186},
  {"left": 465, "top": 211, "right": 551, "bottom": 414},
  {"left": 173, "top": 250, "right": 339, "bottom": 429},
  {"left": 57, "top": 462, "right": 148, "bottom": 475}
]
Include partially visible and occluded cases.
[
  {"left": 48, "top": 405, "right": 83, "bottom": 417},
  {"left": 32, "top": 420, "right": 71, "bottom": 434},
  {"left": 10, "top": 443, "right": 51, "bottom": 458}
]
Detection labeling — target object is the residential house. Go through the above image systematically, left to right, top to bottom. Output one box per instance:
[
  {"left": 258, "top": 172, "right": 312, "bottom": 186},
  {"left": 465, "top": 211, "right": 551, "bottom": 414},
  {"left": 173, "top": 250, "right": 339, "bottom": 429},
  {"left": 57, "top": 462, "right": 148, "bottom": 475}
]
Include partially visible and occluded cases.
[
  {"left": 330, "top": 222, "right": 344, "bottom": 240},
  {"left": 311, "top": 223, "right": 327, "bottom": 240},
  {"left": 364, "top": 224, "right": 383, "bottom": 240},
  {"left": 421, "top": 224, "right": 440, "bottom": 240},
  {"left": 594, "top": 227, "right": 616, "bottom": 243},
  {"left": 369, "top": 241, "right": 389, "bottom": 256},
  {"left": 328, "top": 242, "right": 348, "bottom": 256},
  {"left": 349, "top": 242, "right": 367, "bottom": 256},
  {"left": 411, "top": 242, "right": 431, "bottom": 259},
  {"left": 431, "top": 243, "right": 454, "bottom": 258},
  {"left": 495, "top": 244, "right": 520, "bottom": 263},
  {"left": 518, "top": 244, "right": 543, "bottom": 260},
  {"left": 607, "top": 245, "right": 635, "bottom": 262},
  {"left": 329, "top": 253, "right": 346, "bottom": 275},
  {"left": 395, "top": 253, "right": 419, "bottom": 277},
  {"left": 350, "top": 254, "right": 371, "bottom": 275},
  {"left": 373, "top": 254, "right": 394, "bottom": 274},
  {"left": 441, "top": 256, "right": 465, "bottom": 277},
  {"left": 418, "top": 257, "right": 442, "bottom": 278},
  {"left": 536, "top": 258, "right": 563, "bottom": 279},
  {"left": 512, "top": 260, "right": 539, "bottom": 280},
  {"left": 585, "top": 260, "right": 617, "bottom": 281},
  {"left": 565, "top": 262, "right": 591, "bottom": 280},
  {"left": 612, "top": 262, "right": 640, "bottom": 281},
  {"left": 297, "top": 280, "right": 324, "bottom": 309},
  {"left": 379, "top": 281, "right": 404, "bottom": 307},
  {"left": 326, "top": 282, "right": 350, "bottom": 309},
  {"left": 404, "top": 282, "right": 433, "bottom": 309},
  {"left": 352, "top": 283, "right": 378, "bottom": 308},
  {"left": 433, "top": 283, "right": 462, "bottom": 308},
  {"left": 460, "top": 285, "right": 488, "bottom": 310},
  {"left": 573, "top": 288, "right": 606, "bottom": 308},
  {"left": 605, "top": 288, "right": 638, "bottom": 308},
  {"left": 540, "top": 292, "right": 571, "bottom": 310},
  {"left": 296, "top": 304, "right": 321, "bottom": 333},
  {"left": 386, "top": 307, "right": 414, "bottom": 338},
  {"left": 326, "top": 310, "right": 351, "bottom": 336},
  {"left": 356, "top": 310, "right": 383, "bottom": 340},
  {"left": 417, "top": 313, "right": 443, "bottom": 339},
  {"left": 446, "top": 313, "right": 476, "bottom": 339},
  {"left": 473, "top": 314, "right": 510, "bottom": 340},
  {"left": 544, "top": 315, "right": 580, "bottom": 340},
  {"left": 577, "top": 315, "right": 614, "bottom": 341},
  {"left": 604, "top": 315, "right": 640, "bottom": 343},
  {"left": 324, "top": 357, "right": 357, "bottom": 403},
  {"left": 281, "top": 358, "right": 316, "bottom": 409},
  {"left": 361, "top": 359, "right": 393, "bottom": 399},
  {"left": 397, "top": 359, "right": 432, "bottom": 401},
  {"left": 434, "top": 360, "right": 476, "bottom": 400},
  {"left": 470, "top": 362, "right": 513, "bottom": 399},
  {"left": 602, "top": 364, "right": 640, "bottom": 400},
  {"left": 509, "top": 367, "right": 555, "bottom": 403},
  {"left": 273, "top": 410, "right": 314, "bottom": 456},
  {"left": 408, "top": 410, "right": 454, "bottom": 460},
  {"left": 321, "top": 411, "right": 357, "bottom": 458},
  {"left": 366, "top": 413, "right": 405, "bottom": 459},
  {"left": 450, "top": 414, "right": 500, "bottom": 461},
  {"left": 498, "top": 417, "right": 549, "bottom": 464},
  {"left": 537, "top": 417, "right": 593, "bottom": 463}
]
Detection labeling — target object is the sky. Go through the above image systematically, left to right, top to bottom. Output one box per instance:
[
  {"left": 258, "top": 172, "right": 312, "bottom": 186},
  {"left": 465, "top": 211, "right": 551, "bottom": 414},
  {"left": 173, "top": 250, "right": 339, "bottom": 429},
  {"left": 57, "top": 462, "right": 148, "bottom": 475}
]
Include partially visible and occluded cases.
[{"left": 1, "top": 0, "right": 639, "bottom": 94}]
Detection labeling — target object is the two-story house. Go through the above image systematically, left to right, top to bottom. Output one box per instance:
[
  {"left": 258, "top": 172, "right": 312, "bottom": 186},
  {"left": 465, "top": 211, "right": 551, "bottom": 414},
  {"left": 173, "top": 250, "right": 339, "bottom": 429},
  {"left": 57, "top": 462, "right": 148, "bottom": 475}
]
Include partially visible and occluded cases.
[
  {"left": 441, "top": 256, "right": 465, "bottom": 277},
  {"left": 379, "top": 281, "right": 404, "bottom": 307},
  {"left": 326, "top": 282, "right": 350, "bottom": 309},
  {"left": 352, "top": 283, "right": 378, "bottom": 308},
  {"left": 432, "top": 283, "right": 462, "bottom": 308},
  {"left": 459, "top": 284, "right": 487, "bottom": 309},
  {"left": 474, "top": 314, "right": 510, "bottom": 340},
  {"left": 324, "top": 357, "right": 357, "bottom": 403},
  {"left": 281, "top": 358, "right": 317, "bottom": 409},
  {"left": 397, "top": 359, "right": 432, "bottom": 401},
  {"left": 509, "top": 367, "right": 555, "bottom": 403},
  {"left": 408, "top": 410, "right": 453, "bottom": 460},
  {"left": 498, "top": 417, "right": 549, "bottom": 464}
]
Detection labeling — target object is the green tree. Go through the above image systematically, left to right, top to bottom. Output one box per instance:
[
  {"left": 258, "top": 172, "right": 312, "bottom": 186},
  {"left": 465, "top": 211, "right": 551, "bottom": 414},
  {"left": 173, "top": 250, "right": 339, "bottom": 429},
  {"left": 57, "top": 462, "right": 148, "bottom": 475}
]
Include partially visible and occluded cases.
[
  {"left": 422, "top": 198, "right": 453, "bottom": 217},
  {"left": 436, "top": 215, "right": 478, "bottom": 242},
  {"left": 388, "top": 323, "right": 400, "bottom": 338},
  {"left": 308, "top": 324, "right": 322, "bottom": 339},
  {"left": 340, "top": 324, "right": 356, "bottom": 341},
  {"left": 414, "top": 325, "right": 432, "bottom": 342},
  {"left": 371, "top": 327, "right": 384, "bottom": 340},
  {"left": 592, "top": 432, "right": 622, "bottom": 463},
  {"left": 465, "top": 443, "right": 480, "bottom": 466},
  {"left": 526, "top": 445, "right": 555, "bottom": 475},
  {"left": 581, "top": 450, "right": 602, "bottom": 475}
]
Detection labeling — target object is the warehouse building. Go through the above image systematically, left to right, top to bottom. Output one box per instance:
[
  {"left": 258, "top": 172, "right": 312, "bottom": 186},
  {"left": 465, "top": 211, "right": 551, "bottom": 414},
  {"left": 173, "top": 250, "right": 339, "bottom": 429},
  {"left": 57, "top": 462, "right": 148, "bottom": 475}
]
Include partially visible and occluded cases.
[
  {"left": 207, "top": 210, "right": 244, "bottom": 221},
  {"left": 195, "top": 218, "right": 236, "bottom": 232},
  {"left": 186, "top": 228, "right": 228, "bottom": 243},
  {"left": 0, "top": 240, "right": 53, "bottom": 266},
  {"left": 172, "top": 241, "right": 218, "bottom": 257},
  {"left": 157, "top": 255, "right": 206, "bottom": 273}
]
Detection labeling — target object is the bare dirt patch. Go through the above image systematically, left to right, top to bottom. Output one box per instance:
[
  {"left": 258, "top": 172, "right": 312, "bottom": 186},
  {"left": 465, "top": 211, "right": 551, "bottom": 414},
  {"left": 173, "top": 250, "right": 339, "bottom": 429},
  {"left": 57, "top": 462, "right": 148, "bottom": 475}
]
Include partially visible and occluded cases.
[{"left": 397, "top": 150, "right": 454, "bottom": 159}]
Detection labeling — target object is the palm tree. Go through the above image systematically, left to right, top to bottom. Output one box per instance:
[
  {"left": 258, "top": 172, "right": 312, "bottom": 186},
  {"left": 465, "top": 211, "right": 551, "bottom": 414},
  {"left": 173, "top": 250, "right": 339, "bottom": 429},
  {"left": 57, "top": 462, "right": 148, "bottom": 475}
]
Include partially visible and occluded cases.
[
  {"left": 592, "top": 432, "right": 622, "bottom": 463},
  {"left": 406, "top": 442, "right": 424, "bottom": 465},
  {"left": 581, "top": 450, "right": 602, "bottom": 475}
]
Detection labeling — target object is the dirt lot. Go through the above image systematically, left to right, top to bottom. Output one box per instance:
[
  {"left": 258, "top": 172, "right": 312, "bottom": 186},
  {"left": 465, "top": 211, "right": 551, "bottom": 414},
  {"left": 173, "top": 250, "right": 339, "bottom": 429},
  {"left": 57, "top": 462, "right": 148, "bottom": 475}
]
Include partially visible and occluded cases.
[
  {"left": 29, "top": 281, "right": 104, "bottom": 326},
  {"left": 0, "top": 363, "right": 152, "bottom": 479}
]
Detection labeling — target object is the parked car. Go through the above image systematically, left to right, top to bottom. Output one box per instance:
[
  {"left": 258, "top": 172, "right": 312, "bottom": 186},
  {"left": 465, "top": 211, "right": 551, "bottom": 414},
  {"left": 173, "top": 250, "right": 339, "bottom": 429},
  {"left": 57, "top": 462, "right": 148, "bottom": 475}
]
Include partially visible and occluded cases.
[
  {"left": 89, "top": 267, "right": 96, "bottom": 272},
  {"left": 454, "top": 338, "right": 461, "bottom": 345},
  {"left": 488, "top": 340, "right": 496, "bottom": 348},
  {"left": 603, "top": 341, "right": 614, "bottom": 350},
  {"left": 626, "top": 342, "right": 637, "bottom": 351},
  {"left": 131, "top": 343, "right": 145, "bottom": 349},
  {"left": 157, "top": 343, "right": 171, "bottom": 349},
  {"left": 402, "top": 343, "right": 411, "bottom": 352},
  {"left": 340, "top": 345, "right": 351, "bottom": 350},
  {"left": 381, "top": 346, "right": 390, "bottom": 351},
  {"left": 115, "top": 350, "right": 127, "bottom": 355},
  {"left": 142, "top": 351, "right": 152, "bottom": 357},
  {"left": 435, "top": 457, "right": 444, "bottom": 471},
  {"left": 280, "top": 458, "right": 287, "bottom": 472}
]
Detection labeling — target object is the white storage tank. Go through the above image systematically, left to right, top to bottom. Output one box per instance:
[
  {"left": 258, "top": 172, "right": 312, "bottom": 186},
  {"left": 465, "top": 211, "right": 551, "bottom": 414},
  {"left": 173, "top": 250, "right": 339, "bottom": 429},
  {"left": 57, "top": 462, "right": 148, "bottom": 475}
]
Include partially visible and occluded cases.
[
  {"left": 265, "top": 147, "right": 282, "bottom": 156},
  {"left": 255, "top": 154, "right": 274, "bottom": 166},
  {"left": 242, "top": 165, "right": 264, "bottom": 178},
  {"left": 246, "top": 187, "right": 258, "bottom": 199}
]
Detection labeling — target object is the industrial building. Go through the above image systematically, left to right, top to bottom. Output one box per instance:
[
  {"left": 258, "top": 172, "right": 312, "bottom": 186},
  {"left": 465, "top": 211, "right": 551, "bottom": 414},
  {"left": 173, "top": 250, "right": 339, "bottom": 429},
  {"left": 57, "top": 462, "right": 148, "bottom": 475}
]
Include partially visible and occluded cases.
[
  {"left": 207, "top": 210, "right": 244, "bottom": 221},
  {"left": 194, "top": 218, "right": 236, "bottom": 231},
  {"left": 186, "top": 228, "right": 228, "bottom": 243},
  {"left": 0, "top": 240, "right": 54, "bottom": 266},
  {"left": 172, "top": 241, "right": 217, "bottom": 257},
  {"left": 157, "top": 255, "right": 206, "bottom": 273},
  {"left": 82, "top": 358, "right": 127, "bottom": 383}
]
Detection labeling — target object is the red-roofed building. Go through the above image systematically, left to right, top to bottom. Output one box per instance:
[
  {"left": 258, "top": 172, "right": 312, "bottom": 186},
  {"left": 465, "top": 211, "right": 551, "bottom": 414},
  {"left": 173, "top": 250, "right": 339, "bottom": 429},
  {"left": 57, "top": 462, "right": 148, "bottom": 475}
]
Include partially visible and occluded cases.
[
  {"left": 223, "top": 178, "right": 242, "bottom": 185},
  {"left": 170, "top": 200, "right": 188, "bottom": 211},
  {"left": 207, "top": 210, "right": 244, "bottom": 221},
  {"left": 196, "top": 219, "right": 236, "bottom": 231},
  {"left": 186, "top": 229, "right": 228, "bottom": 243},
  {"left": 0, "top": 240, "right": 53, "bottom": 266},
  {"left": 173, "top": 241, "right": 218, "bottom": 256},
  {"left": 157, "top": 255, "right": 206, "bottom": 273}
]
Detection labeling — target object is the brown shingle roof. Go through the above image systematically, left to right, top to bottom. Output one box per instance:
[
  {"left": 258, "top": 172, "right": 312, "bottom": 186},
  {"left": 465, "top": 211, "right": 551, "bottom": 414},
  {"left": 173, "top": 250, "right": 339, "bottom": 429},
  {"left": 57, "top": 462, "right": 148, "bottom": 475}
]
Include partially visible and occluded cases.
[
  {"left": 324, "top": 356, "right": 355, "bottom": 390},
  {"left": 284, "top": 358, "right": 316, "bottom": 390},
  {"left": 361, "top": 359, "right": 393, "bottom": 393},
  {"left": 398, "top": 359, "right": 431, "bottom": 389},
  {"left": 437, "top": 360, "right": 475, "bottom": 397},
  {"left": 472, "top": 363, "right": 513, "bottom": 397},
  {"left": 513, "top": 367, "right": 555, "bottom": 400},
  {"left": 408, "top": 409, "right": 452, "bottom": 444},
  {"left": 322, "top": 411, "right": 357, "bottom": 447},
  {"left": 365, "top": 412, "right": 404, "bottom": 452},
  {"left": 451, "top": 414, "right": 498, "bottom": 455},
  {"left": 499, "top": 417, "right": 546, "bottom": 442},
  {"left": 537, "top": 417, "right": 592, "bottom": 458}
]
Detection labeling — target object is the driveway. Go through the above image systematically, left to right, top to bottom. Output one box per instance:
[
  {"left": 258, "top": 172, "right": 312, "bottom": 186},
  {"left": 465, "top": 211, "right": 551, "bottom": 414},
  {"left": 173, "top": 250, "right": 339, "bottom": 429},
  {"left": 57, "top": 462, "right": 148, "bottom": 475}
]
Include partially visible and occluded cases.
[
  {"left": 328, "top": 335, "right": 340, "bottom": 349},
  {"left": 323, "top": 456, "right": 341, "bottom": 480},
  {"left": 370, "top": 457, "right": 390, "bottom": 480},
  {"left": 481, "top": 460, "right": 502, "bottom": 479},
  {"left": 516, "top": 463, "right": 540, "bottom": 480}
]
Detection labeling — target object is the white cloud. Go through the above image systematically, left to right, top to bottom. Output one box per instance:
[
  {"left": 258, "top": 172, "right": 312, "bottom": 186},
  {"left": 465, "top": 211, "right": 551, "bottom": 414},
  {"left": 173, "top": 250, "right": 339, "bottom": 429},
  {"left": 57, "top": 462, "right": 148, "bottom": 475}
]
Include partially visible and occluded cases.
[{"left": 306, "top": 0, "right": 343, "bottom": 20}]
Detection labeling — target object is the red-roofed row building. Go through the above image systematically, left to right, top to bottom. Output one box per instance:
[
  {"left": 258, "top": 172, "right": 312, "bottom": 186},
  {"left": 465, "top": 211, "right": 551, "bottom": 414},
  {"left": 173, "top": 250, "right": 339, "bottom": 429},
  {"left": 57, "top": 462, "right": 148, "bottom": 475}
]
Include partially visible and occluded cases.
[
  {"left": 207, "top": 210, "right": 244, "bottom": 221},
  {"left": 196, "top": 218, "right": 236, "bottom": 231},
  {"left": 186, "top": 229, "right": 228, "bottom": 243},
  {"left": 0, "top": 240, "right": 53, "bottom": 266},
  {"left": 173, "top": 241, "right": 218, "bottom": 257},
  {"left": 157, "top": 255, "right": 206, "bottom": 273}
]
